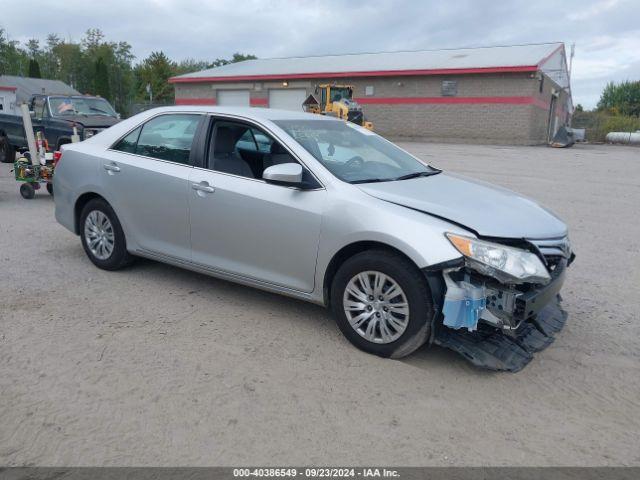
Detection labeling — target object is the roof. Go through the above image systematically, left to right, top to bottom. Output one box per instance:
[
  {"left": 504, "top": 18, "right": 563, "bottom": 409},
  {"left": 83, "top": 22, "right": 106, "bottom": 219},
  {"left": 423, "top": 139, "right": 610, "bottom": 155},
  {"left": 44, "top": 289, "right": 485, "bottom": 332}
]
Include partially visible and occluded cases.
[
  {"left": 170, "top": 43, "right": 565, "bottom": 83},
  {"left": 0, "top": 75, "right": 80, "bottom": 103},
  {"left": 70, "top": 105, "right": 340, "bottom": 151},
  {"left": 145, "top": 105, "right": 336, "bottom": 121}
]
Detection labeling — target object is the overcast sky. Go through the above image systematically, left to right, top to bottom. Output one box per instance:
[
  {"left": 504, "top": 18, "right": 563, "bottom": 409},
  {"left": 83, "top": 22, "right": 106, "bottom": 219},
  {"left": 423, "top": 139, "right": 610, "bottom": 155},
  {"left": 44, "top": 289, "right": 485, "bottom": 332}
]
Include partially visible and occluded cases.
[{"left": 2, "top": 0, "right": 639, "bottom": 108}]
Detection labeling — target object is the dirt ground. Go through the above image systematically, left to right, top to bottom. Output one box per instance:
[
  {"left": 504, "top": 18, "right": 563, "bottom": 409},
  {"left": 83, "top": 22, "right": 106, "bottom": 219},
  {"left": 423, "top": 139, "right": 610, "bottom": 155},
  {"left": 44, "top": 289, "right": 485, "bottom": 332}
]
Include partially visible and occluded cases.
[{"left": 1, "top": 142, "right": 639, "bottom": 467}]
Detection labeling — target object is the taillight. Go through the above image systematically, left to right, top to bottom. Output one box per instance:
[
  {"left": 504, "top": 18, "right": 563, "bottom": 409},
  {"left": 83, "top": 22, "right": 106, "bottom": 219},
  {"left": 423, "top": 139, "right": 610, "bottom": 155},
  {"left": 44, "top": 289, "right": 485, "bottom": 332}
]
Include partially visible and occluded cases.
[{"left": 53, "top": 151, "right": 63, "bottom": 166}]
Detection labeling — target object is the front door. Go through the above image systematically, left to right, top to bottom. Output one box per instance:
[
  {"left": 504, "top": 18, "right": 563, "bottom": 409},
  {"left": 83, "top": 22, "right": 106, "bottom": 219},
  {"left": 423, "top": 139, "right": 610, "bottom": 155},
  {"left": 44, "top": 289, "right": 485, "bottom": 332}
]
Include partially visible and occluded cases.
[{"left": 188, "top": 118, "right": 325, "bottom": 293}]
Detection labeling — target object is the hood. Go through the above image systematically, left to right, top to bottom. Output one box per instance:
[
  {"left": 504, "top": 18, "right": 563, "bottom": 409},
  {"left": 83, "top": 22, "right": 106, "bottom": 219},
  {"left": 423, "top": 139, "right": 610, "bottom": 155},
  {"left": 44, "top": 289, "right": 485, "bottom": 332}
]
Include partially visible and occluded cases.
[
  {"left": 61, "top": 115, "right": 120, "bottom": 128},
  {"left": 357, "top": 173, "right": 567, "bottom": 239}
]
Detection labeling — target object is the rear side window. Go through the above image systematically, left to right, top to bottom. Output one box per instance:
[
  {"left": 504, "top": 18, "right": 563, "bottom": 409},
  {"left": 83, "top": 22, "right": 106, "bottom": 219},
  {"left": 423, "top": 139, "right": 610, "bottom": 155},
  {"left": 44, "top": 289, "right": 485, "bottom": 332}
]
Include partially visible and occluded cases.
[
  {"left": 112, "top": 114, "right": 201, "bottom": 164},
  {"left": 113, "top": 126, "right": 141, "bottom": 153}
]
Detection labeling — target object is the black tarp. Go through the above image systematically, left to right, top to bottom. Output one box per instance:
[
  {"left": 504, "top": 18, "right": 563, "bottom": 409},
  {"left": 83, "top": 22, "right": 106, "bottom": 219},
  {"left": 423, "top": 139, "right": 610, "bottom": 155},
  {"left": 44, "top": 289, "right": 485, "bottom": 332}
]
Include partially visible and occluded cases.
[{"left": 550, "top": 126, "right": 575, "bottom": 148}]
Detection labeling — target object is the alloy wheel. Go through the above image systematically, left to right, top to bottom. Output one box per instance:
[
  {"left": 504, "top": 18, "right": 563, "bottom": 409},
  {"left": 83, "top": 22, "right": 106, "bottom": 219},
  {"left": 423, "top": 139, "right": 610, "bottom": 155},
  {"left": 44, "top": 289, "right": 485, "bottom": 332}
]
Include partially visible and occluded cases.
[
  {"left": 84, "top": 210, "right": 115, "bottom": 260},
  {"left": 342, "top": 270, "right": 410, "bottom": 344}
]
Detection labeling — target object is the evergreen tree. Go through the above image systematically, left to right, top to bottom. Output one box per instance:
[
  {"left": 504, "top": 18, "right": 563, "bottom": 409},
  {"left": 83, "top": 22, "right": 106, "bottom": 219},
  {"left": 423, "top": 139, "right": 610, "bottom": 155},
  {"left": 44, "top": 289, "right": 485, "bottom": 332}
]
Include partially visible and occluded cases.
[
  {"left": 134, "top": 51, "right": 175, "bottom": 103},
  {"left": 94, "top": 57, "right": 111, "bottom": 100},
  {"left": 28, "top": 58, "right": 41, "bottom": 78}
]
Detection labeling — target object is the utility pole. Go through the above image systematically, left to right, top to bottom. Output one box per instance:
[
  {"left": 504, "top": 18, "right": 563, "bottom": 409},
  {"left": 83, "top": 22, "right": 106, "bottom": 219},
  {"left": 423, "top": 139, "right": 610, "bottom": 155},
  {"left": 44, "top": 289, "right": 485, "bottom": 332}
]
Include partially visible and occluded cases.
[{"left": 568, "top": 43, "right": 575, "bottom": 80}]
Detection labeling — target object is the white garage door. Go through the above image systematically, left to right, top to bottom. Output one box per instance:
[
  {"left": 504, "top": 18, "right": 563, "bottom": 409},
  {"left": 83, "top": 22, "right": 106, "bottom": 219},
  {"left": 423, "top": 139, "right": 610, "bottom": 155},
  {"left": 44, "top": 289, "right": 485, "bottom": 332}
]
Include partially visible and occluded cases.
[
  {"left": 268, "top": 89, "right": 307, "bottom": 111},
  {"left": 217, "top": 90, "right": 250, "bottom": 106}
]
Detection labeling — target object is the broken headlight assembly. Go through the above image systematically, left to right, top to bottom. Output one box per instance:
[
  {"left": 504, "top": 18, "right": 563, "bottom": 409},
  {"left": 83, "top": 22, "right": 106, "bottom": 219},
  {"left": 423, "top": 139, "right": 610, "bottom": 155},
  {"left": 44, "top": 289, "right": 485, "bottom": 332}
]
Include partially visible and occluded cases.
[{"left": 445, "top": 233, "right": 550, "bottom": 285}]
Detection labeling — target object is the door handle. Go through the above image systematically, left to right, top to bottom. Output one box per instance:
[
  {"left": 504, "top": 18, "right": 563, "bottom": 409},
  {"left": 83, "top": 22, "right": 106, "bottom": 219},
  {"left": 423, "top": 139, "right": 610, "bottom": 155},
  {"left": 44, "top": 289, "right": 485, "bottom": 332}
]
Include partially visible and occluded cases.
[
  {"left": 103, "top": 163, "right": 121, "bottom": 173},
  {"left": 192, "top": 182, "right": 215, "bottom": 194}
]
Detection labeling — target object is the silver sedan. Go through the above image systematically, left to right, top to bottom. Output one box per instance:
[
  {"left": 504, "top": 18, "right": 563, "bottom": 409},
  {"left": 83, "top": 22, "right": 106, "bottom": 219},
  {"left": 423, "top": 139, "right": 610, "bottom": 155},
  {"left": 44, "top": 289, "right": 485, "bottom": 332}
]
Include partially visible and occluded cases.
[{"left": 54, "top": 106, "right": 573, "bottom": 370}]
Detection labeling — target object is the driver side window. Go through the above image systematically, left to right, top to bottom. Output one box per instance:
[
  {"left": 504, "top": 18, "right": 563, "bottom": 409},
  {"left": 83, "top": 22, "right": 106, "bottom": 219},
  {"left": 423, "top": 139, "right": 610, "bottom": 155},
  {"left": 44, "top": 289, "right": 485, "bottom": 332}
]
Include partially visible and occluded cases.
[
  {"left": 207, "top": 119, "right": 320, "bottom": 188},
  {"left": 208, "top": 121, "right": 297, "bottom": 179}
]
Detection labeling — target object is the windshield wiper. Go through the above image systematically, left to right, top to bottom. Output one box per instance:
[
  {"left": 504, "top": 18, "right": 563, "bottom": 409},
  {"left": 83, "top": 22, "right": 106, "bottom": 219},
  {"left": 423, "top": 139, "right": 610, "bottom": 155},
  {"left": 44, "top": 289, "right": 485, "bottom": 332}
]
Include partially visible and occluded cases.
[
  {"left": 89, "top": 107, "right": 110, "bottom": 115},
  {"left": 394, "top": 170, "right": 442, "bottom": 181},
  {"left": 350, "top": 178, "right": 392, "bottom": 184}
]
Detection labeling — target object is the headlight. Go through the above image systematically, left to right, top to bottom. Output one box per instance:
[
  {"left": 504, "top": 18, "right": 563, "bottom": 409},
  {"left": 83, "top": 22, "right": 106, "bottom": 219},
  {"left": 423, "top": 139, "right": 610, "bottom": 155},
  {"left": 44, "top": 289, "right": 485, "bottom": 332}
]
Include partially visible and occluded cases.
[{"left": 446, "top": 233, "right": 550, "bottom": 284}]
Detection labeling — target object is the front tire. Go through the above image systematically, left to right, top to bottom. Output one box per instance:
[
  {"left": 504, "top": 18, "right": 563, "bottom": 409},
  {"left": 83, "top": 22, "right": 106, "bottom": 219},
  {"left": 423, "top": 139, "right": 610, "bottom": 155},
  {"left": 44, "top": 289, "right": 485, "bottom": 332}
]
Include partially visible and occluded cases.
[
  {"left": 80, "top": 198, "right": 133, "bottom": 270},
  {"left": 330, "top": 250, "right": 433, "bottom": 358}
]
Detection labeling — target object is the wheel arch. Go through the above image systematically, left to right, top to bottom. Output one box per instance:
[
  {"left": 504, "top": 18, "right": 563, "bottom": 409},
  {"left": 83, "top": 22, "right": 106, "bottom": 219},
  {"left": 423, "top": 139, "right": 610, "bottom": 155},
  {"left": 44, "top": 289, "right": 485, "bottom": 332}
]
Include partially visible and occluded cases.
[
  {"left": 56, "top": 137, "right": 72, "bottom": 150},
  {"left": 74, "top": 192, "right": 108, "bottom": 234},
  {"left": 322, "top": 240, "right": 421, "bottom": 307}
]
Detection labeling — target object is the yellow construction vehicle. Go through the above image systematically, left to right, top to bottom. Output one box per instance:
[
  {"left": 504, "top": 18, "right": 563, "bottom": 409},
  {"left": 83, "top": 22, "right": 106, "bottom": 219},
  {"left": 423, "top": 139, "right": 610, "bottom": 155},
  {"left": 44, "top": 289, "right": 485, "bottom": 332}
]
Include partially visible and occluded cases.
[{"left": 303, "top": 84, "right": 374, "bottom": 130}]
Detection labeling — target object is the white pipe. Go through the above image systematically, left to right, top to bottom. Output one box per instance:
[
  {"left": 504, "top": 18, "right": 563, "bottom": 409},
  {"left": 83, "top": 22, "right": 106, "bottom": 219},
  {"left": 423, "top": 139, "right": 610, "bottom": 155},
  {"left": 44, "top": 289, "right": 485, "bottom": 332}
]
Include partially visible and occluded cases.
[
  {"left": 20, "top": 103, "right": 39, "bottom": 164},
  {"left": 606, "top": 131, "right": 640, "bottom": 145}
]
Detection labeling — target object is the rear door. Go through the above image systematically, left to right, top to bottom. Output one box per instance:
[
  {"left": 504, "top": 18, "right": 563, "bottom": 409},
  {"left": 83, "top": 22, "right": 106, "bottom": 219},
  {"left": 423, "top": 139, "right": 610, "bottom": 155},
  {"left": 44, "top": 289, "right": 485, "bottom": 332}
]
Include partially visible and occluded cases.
[
  {"left": 101, "top": 113, "right": 204, "bottom": 261},
  {"left": 188, "top": 116, "right": 325, "bottom": 292}
]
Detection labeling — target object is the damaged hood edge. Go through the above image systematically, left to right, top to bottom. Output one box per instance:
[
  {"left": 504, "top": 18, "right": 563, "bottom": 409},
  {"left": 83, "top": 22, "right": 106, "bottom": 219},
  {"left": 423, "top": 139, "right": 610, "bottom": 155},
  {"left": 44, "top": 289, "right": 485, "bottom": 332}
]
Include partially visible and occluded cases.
[{"left": 357, "top": 173, "right": 568, "bottom": 239}]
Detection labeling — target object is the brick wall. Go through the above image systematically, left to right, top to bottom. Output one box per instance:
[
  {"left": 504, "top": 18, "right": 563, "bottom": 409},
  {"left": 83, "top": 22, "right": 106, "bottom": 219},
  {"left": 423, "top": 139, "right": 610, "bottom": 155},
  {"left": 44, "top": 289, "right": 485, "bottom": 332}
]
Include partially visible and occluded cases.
[{"left": 174, "top": 72, "right": 569, "bottom": 145}]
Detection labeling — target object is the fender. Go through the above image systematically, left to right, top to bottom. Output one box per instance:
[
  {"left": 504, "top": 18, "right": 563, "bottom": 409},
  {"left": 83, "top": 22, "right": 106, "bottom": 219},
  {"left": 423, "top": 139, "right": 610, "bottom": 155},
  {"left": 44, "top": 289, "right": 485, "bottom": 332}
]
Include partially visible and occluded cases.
[{"left": 310, "top": 192, "right": 471, "bottom": 304}]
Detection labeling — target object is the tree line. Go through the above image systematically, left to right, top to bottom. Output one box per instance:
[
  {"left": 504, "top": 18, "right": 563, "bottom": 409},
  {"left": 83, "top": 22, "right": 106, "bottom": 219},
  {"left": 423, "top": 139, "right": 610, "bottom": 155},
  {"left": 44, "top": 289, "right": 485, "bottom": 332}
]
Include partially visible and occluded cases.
[
  {"left": 0, "top": 28, "right": 256, "bottom": 116},
  {"left": 573, "top": 80, "right": 640, "bottom": 140},
  {"left": 595, "top": 80, "right": 640, "bottom": 117}
]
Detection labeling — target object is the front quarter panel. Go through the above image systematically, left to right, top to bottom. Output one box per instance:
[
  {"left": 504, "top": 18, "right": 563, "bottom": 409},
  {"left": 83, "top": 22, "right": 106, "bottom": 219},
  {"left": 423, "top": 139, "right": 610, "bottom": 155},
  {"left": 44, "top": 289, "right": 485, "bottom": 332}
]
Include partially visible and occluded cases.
[{"left": 312, "top": 186, "right": 469, "bottom": 303}]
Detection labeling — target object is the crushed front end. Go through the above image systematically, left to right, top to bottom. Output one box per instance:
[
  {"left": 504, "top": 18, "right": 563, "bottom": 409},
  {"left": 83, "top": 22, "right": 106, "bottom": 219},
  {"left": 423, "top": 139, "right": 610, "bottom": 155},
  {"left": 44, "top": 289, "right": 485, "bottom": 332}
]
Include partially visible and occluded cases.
[{"left": 430, "top": 235, "right": 574, "bottom": 372}]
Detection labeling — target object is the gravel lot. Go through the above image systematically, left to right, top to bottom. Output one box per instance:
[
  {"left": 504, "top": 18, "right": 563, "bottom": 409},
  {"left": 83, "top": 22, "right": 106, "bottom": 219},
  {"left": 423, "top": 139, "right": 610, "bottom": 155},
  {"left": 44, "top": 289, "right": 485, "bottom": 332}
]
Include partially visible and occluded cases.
[{"left": 1, "top": 142, "right": 639, "bottom": 467}]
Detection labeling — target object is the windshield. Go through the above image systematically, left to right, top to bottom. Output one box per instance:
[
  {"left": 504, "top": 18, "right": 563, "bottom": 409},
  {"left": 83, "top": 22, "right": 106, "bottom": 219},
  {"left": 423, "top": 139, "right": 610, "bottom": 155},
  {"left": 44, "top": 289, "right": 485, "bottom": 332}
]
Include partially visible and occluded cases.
[
  {"left": 329, "top": 87, "right": 351, "bottom": 103},
  {"left": 49, "top": 96, "right": 117, "bottom": 117},
  {"left": 274, "top": 119, "right": 439, "bottom": 184}
]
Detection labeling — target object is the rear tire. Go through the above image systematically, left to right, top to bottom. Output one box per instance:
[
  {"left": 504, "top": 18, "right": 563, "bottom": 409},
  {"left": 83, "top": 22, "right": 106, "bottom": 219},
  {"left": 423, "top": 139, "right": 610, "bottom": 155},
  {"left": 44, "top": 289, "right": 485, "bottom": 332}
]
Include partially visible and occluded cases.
[
  {"left": 0, "top": 137, "right": 14, "bottom": 163},
  {"left": 46, "top": 183, "right": 54, "bottom": 196},
  {"left": 79, "top": 198, "right": 134, "bottom": 270},
  {"left": 330, "top": 250, "right": 433, "bottom": 359}
]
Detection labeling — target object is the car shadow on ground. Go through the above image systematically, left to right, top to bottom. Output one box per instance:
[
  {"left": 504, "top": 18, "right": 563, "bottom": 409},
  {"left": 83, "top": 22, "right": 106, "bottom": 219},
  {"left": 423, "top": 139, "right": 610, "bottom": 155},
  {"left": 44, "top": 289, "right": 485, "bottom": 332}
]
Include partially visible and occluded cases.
[
  {"left": 9, "top": 191, "right": 54, "bottom": 202},
  {"left": 129, "top": 256, "right": 332, "bottom": 324},
  {"left": 123, "top": 257, "right": 486, "bottom": 374},
  {"left": 399, "top": 344, "right": 498, "bottom": 376}
]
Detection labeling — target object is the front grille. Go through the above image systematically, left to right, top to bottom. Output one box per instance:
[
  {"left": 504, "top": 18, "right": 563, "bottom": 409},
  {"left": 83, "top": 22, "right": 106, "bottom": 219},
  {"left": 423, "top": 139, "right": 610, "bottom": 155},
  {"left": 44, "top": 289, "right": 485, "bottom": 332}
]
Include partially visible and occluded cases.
[{"left": 528, "top": 236, "right": 572, "bottom": 268}]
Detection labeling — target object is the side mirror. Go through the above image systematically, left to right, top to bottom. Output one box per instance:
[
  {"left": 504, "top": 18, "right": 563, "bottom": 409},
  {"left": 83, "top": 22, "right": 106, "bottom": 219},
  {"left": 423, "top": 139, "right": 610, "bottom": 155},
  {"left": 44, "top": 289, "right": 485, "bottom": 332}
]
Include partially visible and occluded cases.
[{"left": 263, "top": 163, "right": 303, "bottom": 187}]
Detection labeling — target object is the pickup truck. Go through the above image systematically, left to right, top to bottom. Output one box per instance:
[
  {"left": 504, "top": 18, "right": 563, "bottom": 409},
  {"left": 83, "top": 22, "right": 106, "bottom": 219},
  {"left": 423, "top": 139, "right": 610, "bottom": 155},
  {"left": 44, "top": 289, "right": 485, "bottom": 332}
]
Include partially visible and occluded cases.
[{"left": 0, "top": 94, "right": 120, "bottom": 163}]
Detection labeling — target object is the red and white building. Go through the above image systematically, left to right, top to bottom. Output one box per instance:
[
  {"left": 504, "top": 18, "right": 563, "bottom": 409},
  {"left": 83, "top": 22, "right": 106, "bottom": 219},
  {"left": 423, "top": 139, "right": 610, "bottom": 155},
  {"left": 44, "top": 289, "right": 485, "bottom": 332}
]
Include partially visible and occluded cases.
[{"left": 170, "top": 43, "right": 572, "bottom": 144}]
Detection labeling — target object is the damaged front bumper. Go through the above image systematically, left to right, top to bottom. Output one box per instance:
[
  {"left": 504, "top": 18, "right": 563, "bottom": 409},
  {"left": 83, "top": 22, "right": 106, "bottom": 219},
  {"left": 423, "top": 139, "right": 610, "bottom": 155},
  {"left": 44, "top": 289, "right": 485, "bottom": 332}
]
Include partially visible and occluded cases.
[
  {"left": 432, "top": 251, "right": 572, "bottom": 372},
  {"left": 442, "top": 258, "right": 567, "bottom": 333}
]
